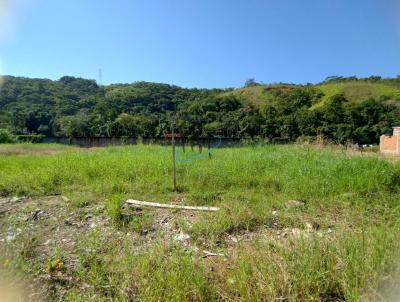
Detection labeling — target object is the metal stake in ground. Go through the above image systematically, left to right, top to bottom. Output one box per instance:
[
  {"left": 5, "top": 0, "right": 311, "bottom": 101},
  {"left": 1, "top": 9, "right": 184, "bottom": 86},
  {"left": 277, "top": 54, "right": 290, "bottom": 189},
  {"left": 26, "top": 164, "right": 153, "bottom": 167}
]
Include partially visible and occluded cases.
[{"left": 171, "top": 120, "right": 177, "bottom": 192}]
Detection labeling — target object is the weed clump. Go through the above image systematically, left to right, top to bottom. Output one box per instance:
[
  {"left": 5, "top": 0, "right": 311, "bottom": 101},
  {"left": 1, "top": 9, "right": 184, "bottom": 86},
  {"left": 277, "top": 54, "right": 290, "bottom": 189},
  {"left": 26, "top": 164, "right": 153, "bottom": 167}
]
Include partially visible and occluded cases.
[{"left": 106, "top": 194, "right": 124, "bottom": 227}]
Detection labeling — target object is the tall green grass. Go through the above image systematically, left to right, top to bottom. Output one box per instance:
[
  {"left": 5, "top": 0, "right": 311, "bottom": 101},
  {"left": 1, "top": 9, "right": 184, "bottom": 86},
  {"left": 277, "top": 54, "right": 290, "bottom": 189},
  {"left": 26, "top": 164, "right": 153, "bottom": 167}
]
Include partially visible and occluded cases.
[
  {"left": 0, "top": 144, "right": 398, "bottom": 201},
  {"left": 1, "top": 144, "right": 400, "bottom": 301}
]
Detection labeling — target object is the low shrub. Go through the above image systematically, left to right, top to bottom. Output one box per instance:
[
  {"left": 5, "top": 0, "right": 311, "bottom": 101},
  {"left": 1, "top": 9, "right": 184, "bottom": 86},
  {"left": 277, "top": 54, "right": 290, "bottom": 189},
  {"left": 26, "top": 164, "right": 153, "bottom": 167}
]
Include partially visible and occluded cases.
[
  {"left": 0, "top": 129, "right": 16, "bottom": 144},
  {"left": 17, "top": 134, "right": 45, "bottom": 143}
]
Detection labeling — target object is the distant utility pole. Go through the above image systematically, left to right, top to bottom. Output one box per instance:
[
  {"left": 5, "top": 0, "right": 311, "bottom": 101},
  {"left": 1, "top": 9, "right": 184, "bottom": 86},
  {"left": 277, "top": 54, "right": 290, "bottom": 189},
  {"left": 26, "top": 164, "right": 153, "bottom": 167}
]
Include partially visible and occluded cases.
[{"left": 98, "top": 69, "right": 102, "bottom": 86}]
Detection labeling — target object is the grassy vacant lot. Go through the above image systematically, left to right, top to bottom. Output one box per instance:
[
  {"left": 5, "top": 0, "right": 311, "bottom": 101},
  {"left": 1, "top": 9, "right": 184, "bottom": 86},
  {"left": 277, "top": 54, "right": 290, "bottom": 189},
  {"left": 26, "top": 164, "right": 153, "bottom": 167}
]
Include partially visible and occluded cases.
[{"left": 0, "top": 143, "right": 400, "bottom": 301}]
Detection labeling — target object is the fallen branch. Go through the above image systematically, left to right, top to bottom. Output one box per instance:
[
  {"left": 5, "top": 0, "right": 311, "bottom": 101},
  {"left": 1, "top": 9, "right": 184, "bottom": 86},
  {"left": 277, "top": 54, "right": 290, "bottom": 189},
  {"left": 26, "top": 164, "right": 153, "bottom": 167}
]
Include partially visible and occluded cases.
[{"left": 125, "top": 199, "right": 220, "bottom": 212}]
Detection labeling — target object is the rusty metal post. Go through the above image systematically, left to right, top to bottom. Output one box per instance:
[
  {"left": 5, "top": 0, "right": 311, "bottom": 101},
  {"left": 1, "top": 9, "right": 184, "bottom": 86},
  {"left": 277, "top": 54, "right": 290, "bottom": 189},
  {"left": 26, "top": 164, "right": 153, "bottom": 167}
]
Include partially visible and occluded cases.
[{"left": 171, "top": 120, "right": 177, "bottom": 192}]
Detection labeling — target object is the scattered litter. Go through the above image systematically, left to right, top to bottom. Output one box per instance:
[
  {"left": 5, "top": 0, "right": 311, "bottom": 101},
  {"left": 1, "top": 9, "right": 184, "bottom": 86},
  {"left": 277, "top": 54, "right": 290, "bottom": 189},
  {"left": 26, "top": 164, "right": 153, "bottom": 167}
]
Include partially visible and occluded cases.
[
  {"left": 10, "top": 196, "right": 27, "bottom": 203},
  {"left": 285, "top": 200, "right": 305, "bottom": 209},
  {"left": 96, "top": 205, "right": 105, "bottom": 213},
  {"left": 32, "top": 209, "right": 45, "bottom": 220},
  {"left": 160, "top": 216, "right": 171, "bottom": 224},
  {"left": 65, "top": 218, "right": 82, "bottom": 228},
  {"left": 305, "top": 222, "right": 313, "bottom": 231},
  {"left": 5, "top": 228, "right": 21, "bottom": 242},
  {"left": 173, "top": 232, "right": 191, "bottom": 242},
  {"left": 6, "top": 234, "right": 16, "bottom": 242},
  {"left": 227, "top": 235, "right": 239, "bottom": 244},
  {"left": 80, "top": 283, "right": 92, "bottom": 290}
]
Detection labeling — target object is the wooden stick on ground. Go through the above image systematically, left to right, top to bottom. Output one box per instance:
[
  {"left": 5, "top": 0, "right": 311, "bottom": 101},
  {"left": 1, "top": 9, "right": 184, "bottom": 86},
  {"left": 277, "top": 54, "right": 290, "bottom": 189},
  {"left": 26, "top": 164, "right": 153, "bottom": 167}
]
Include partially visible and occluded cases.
[
  {"left": 125, "top": 199, "right": 220, "bottom": 212},
  {"left": 203, "top": 250, "right": 225, "bottom": 257}
]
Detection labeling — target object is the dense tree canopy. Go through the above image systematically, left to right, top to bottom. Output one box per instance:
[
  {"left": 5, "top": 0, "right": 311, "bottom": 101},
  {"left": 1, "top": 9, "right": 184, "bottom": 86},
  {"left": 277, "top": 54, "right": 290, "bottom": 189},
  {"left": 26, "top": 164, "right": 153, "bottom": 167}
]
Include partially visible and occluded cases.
[{"left": 0, "top": 75, "right": 399, "bottom": 144}]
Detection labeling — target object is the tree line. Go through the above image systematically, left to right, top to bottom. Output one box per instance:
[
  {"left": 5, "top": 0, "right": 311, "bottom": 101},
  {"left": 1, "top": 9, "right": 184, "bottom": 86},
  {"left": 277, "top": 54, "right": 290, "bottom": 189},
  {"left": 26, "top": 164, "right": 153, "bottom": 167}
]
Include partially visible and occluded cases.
[{"left": 0, "top": 75, "right": 399, "bottom": 144}]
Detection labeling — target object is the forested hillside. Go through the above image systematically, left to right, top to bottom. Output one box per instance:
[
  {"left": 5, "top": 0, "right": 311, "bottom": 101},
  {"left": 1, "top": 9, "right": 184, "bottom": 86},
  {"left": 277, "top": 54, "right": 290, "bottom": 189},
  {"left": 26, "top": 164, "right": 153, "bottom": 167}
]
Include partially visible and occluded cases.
[{"left": 1, "top": 75, "right": 399, "bottom": 144}]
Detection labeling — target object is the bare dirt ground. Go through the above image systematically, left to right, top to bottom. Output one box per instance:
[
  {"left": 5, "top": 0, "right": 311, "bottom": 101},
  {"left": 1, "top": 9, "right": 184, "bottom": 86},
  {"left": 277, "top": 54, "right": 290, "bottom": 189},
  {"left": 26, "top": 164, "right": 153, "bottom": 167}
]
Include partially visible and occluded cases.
[
  {"left": 0, "top": 146, "right": 79, "bottom": 156},
  {"left": 0, "top": 195, "right": 335, "bottom": 300},
  {"left": 0, "top": 195, "right": 218, "bottom": 300}
]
